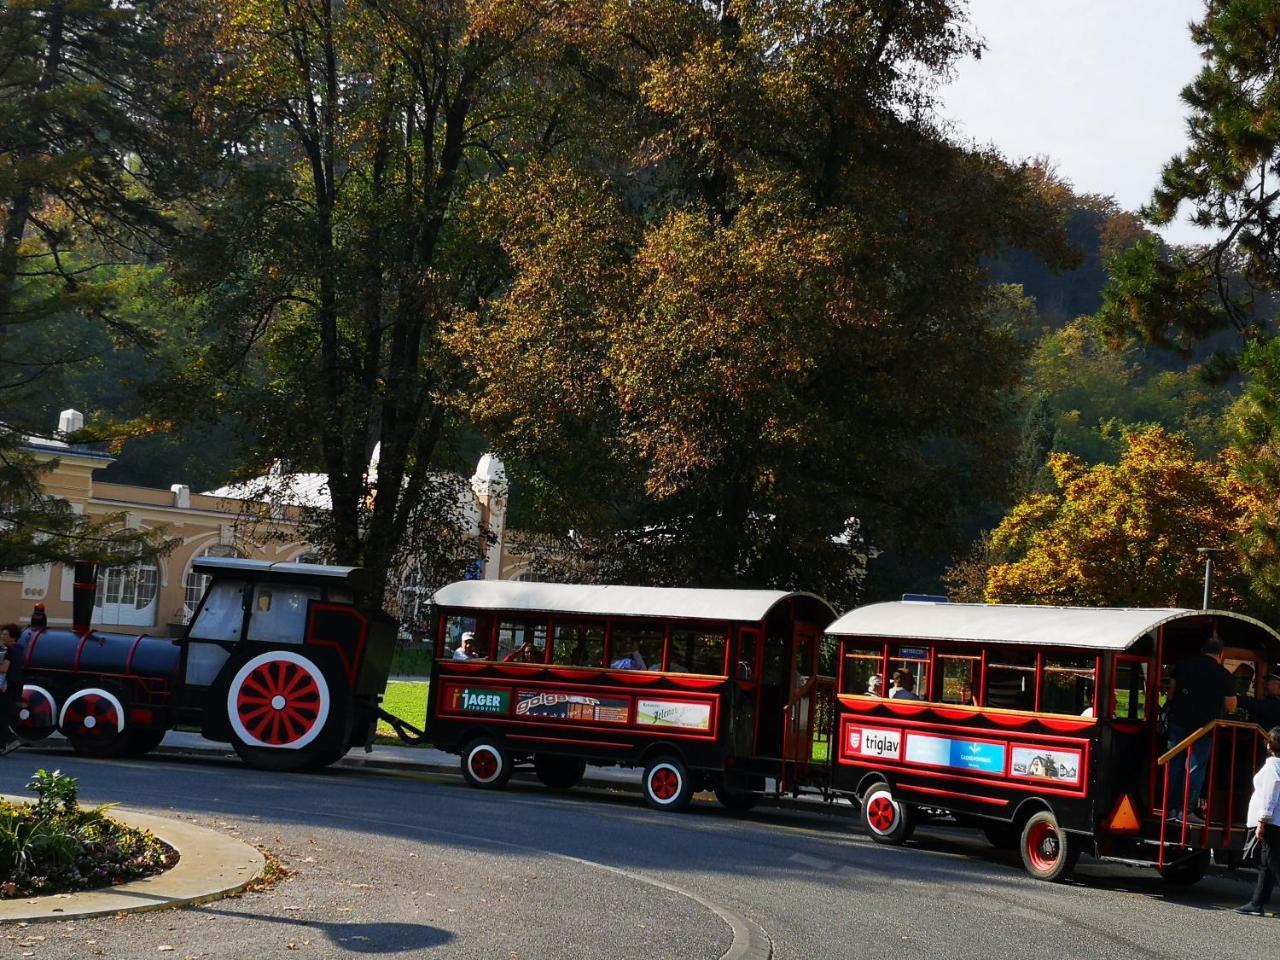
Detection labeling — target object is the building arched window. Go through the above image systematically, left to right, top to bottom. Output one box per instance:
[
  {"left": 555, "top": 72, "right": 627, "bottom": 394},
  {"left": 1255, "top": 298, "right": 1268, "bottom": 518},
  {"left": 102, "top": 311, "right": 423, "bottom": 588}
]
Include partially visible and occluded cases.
[
  {"left": 183, "top": 544, "right": 241, "bottom": 623},
  {"left": 96, "top": 561, "right": 160, "bottom": 627}
]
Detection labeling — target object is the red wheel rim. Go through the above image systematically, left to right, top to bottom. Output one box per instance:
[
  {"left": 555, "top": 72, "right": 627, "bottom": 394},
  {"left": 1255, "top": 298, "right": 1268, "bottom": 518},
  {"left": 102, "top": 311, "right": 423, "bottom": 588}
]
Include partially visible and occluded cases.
[
  {"left": 235, "top": 659, "right": 322, "bottom": 746},
  {"left": 63, "top": 693, "right": 120, "bottom": 738},
  {"left": 470, "top": 748, "right": 500, "bottom": 781},
  {"left": 651, "top": 767, "right": 680, "bottom": 801},
  {"left": 867, "top": 794, "right": 898, "bottom": 833},
  {"left": 1026, "top": 821, "right": 1060, "bottom": 871}
]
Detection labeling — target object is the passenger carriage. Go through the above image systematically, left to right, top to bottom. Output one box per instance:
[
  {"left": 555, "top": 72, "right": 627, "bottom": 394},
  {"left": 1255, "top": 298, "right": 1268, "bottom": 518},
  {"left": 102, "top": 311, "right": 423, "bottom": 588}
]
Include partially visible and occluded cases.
[
  {"left": 427, "top": 580, "right": 836, "bottom": 810},
  {"left": 826, "top": 599, "right": 1280, "bottom": 881}
]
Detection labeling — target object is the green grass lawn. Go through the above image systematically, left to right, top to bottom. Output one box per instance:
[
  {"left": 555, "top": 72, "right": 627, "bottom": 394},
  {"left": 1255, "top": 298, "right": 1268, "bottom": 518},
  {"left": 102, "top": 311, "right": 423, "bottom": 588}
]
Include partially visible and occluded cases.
[{"left": 375, "top": 681, "right": 429, "bottom": 744}]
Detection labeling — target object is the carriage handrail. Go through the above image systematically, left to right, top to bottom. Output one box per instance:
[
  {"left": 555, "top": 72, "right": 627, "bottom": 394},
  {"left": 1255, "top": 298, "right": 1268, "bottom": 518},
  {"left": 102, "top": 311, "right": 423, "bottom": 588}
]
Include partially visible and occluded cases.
[{"left": 1157, "top": 719, "right": 1265, "bottom": 766}]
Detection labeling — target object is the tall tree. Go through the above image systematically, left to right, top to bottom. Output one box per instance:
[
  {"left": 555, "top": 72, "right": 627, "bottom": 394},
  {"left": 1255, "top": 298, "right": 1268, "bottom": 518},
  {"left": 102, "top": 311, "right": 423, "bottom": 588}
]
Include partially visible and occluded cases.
[
  {"left": 0, "top": 0, "right": 187, "bottom": 566},
  {"left": 161, "top": 0, "right": 569, "bottom": 598},
  {"left": 452, "top": 0, "right": 1071, "bottom": 605}
]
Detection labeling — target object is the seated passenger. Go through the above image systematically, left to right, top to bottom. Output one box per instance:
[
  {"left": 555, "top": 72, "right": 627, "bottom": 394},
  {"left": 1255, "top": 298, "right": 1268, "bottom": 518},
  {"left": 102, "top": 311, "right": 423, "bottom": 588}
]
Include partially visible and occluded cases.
[
  {"left": 453, "top": 632, "right": 479, "bottom": 661},
  {"left": 503, "top": 638, "right": 539, "bottom": 663},
  {"left": 610, "top": 647, "right": 647, "bottom": 670},
  {"left": 889, "top": 668, "right": 922, "bottom": 701},
  {"left": 865, "top": 674, "right": 883, "bottom": 697}
]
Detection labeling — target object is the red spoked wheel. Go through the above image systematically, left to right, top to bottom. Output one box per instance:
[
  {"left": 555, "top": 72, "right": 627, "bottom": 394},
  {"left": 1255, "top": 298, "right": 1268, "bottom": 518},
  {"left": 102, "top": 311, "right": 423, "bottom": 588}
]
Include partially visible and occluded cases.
[
  {"left": 227, "top": 651, "right": 331, "bottom": 752},
  {"left": 15, "top": 685, "right": 57, "bottom": 742},
  {"left": 59, "top": 687, "right": 129, "bottom": 758},
  {"left": 461, "top": 738, "right": 512, "bottom": 789},
  {"left": 642, "top": 754, "right": 695, "bottom": 812},
  {"left": 861, "top": 782, "right": 915, "bottom": 845},
  {"left": 1019, "top": 810, "right": 1080, "bottom": 882}
]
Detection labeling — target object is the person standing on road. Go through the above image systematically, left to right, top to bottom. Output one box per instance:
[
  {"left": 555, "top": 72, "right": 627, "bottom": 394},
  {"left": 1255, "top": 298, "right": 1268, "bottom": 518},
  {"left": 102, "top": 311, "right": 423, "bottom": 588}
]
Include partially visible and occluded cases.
[
  {"left": 0, "top": 623, "right": 25, "bottom": 754},
  {"left": 1167, "top": 634, "right": 1237, "bottom": 822},
  {"left": 1237, "top": 726, "right": 1280, "bottom": 916}
]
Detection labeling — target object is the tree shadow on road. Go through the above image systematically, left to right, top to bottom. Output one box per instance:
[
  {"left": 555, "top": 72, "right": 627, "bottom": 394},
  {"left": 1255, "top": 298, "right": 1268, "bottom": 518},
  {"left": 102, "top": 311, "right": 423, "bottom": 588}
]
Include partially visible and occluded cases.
[{"left": 189, "top": 906, "right": 455, "bottom": 953}]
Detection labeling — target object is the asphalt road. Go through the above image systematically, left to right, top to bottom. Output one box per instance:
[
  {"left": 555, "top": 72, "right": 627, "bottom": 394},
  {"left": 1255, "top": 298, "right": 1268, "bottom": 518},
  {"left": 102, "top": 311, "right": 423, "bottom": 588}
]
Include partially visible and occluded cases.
[{"left": 0, "top": 747, "right": 1274, "bottom": 960}]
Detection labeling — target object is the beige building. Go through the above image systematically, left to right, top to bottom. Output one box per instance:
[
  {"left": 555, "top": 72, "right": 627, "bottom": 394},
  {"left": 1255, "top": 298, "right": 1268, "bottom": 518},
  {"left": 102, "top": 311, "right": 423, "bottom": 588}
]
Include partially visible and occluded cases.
[{"left": 1, "top": 410, "right": 528, "bottom": 634}]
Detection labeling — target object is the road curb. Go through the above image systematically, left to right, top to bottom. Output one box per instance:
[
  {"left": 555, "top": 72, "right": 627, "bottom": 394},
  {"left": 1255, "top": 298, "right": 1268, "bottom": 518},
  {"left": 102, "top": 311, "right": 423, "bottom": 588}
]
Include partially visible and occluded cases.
[{"left": 0, "top": 797, "right": 265, "bottom": 924}]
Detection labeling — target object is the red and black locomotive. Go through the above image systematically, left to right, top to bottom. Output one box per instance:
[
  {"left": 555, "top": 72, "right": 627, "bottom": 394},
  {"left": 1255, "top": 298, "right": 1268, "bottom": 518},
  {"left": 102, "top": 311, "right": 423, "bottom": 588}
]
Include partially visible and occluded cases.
[{"left": 13, "top": 558, "right": 396, "bottom": 771}]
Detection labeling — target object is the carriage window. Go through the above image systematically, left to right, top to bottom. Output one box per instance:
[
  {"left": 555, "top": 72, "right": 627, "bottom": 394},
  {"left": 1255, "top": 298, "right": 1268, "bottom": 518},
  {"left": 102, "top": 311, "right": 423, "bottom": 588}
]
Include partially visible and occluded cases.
[
  {"left": 189, "top": 579, "right": 247, "bottom": 642},
  {"left": 248, "top": 585, "right": 320, "bottom": 645},
  {"left": 439, "top": 615, "right": 475, "bottom": 658},
  {"left": 495, "top": 620, "right": 547, "bottom": 663},
  {"left": 551, "top": 623, "right": 605, "bottom": 667},
  {"left": 609, "top": 624, "right": 664, "bottom": 670},
  {"left": 668, "top": 629, "right": 727, "bottom": 675},
  {"left": 842, "top": 642, "right": 885, "bottom": 695},
  {"left": 985, "top": 650, "right": 1036, "bottom": 711},
  {"left": 938, "top": 655, "right": 980, "bottom": 705},
  {"left": 1041, "top": 656, "right": 1096, "bottom": 716},
  {"left": 1111, "top": 659, "right": 1150, "bottom": 721}
]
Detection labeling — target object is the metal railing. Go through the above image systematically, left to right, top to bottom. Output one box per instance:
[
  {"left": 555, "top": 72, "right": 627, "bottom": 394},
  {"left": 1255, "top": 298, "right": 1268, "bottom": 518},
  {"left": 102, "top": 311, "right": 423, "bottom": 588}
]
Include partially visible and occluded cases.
[{"left": 1155, "top": 719, "right": 1266, "bottom": 867}]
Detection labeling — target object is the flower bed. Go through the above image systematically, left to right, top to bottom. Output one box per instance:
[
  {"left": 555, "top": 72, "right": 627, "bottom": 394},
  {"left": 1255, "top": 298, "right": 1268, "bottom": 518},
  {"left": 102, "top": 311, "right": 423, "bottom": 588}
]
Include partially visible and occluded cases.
[{"left": 0, "top": 769, "right": 177, "bottom": 899}]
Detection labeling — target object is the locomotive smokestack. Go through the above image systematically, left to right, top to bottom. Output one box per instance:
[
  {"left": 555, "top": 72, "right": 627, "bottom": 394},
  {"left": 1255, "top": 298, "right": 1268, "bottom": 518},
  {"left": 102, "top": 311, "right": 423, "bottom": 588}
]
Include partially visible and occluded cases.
[{"left": 72, "top": 561, "right": 99, "bottom": 634}]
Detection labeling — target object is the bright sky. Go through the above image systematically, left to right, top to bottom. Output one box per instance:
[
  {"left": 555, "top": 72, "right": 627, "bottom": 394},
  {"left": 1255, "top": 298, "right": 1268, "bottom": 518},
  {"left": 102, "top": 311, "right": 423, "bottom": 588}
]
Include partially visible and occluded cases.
[{"left": 941, "top": 0, "right": 1210, "bottom": 246}]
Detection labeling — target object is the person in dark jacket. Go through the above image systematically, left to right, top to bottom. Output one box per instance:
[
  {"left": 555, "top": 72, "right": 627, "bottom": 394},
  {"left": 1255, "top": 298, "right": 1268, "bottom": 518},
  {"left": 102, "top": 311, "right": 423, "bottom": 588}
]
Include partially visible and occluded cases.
[
  {"left": 0, "top": 623, "right": 25, "bottom": 754},
  {"left": 1166, "top": 635, "right": 1237, "bottom": 822},
  {"left": 1241, "top": 672, "right": 1280, "bottom": 731}
]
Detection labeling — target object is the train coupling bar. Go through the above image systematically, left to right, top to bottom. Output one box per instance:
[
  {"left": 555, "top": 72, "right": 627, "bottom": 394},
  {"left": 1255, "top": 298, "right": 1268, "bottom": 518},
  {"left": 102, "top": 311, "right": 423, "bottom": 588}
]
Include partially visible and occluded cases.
[{"left": 375, "top": 708, "right": 430, "bottom": 747}]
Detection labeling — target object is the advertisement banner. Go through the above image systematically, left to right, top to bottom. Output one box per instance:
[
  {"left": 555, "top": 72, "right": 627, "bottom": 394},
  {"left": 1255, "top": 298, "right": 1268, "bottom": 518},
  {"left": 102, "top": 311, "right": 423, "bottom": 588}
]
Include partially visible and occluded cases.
[
  {"left": 449, "top": 686, "right": 510, "bottom": 715},
  {"left": 515, "top": 690, "right": 630, "bottom": 724},
  {"left": 635, "top": 699, "right": 712, "bottom": 731},
  {"left": 845, "top": 726, "right": 903, "bottom": 760},
  {"left": 905, "top": 733, "right": 1006, "bottom": 774},
  {"left": 1010, "top": 746, "right": 1082, "bottom": 785}
]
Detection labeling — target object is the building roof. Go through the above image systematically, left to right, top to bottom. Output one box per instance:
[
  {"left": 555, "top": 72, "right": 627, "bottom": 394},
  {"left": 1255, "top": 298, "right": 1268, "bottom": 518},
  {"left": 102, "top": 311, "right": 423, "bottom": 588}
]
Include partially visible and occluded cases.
[
  {"left": 433, "top": 579, "right": 835, "bottom": 624},
  {"left": 825, "top": 600, "right": 1280, "bottom": 652}
]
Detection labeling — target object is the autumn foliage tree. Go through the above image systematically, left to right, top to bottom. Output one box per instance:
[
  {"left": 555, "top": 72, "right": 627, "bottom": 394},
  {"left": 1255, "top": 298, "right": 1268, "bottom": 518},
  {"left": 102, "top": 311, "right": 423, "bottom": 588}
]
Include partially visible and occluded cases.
[
  {"left": 452, "top": 0, "right": 1072, "bottom": 604},
  {"left": 984, "top": 427, "right": 1258, "bottom": 611}
]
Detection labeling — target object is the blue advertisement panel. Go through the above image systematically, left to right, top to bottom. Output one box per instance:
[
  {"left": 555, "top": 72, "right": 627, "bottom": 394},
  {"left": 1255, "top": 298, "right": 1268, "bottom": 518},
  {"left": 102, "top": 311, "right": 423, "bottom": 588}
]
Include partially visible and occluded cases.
[{"left": 905, "top": 733, "right": 1006, "bottom": 774}]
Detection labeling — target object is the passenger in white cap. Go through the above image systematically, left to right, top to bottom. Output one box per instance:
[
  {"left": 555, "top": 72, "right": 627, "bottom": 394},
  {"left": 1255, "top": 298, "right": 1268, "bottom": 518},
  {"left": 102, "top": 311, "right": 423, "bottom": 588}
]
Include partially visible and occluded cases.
[{"left": 453, "top": 632, "right": 479, "bottom": 661}]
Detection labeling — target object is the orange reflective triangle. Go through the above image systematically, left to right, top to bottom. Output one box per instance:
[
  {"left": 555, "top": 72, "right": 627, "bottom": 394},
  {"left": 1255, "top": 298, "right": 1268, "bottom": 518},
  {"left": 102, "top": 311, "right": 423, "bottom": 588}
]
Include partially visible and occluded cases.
[{"left": 1107, "top": 794, "right": 1142, "bottom": 833}]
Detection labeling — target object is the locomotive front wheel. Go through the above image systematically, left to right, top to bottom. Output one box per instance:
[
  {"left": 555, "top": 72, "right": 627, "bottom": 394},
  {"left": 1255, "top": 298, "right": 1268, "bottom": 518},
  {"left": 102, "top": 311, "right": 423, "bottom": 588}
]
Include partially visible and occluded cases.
[
  {"left": 226, "top": 650, "right": 347, "bottom": 772},
  {"left": 14, "top": 685, "right": 58, "bottom": 743},
  {"left": 60, "top": 687, "right": 130, "bottom": 758},
  {"left": 461, "top": 738, "right": 513, "bottom": 789},
  {"left": 533, "top": 753, "right": 586, "bottom": 791},
  {"left": 642, "top": 755, "right": 695, "bottom": 812},
  {"left": 861, "top": 782, "right": 915, "bottom": 845},
  {"left": 1019, "top": 811, "right": 1081, "bottom": 882}
]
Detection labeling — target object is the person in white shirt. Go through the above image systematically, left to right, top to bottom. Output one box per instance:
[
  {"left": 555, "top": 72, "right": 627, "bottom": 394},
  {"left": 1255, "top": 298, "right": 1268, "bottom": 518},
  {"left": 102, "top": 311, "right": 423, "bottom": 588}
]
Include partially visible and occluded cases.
[
  {"left": 453, "top": 632, "right": 478, "bottom": 661},
  {"left": 889, "top": 668, "right": 922, "bottom": 701},
  {"left": 1239, "top": 726, "right": 1280, "bottom": 916}
]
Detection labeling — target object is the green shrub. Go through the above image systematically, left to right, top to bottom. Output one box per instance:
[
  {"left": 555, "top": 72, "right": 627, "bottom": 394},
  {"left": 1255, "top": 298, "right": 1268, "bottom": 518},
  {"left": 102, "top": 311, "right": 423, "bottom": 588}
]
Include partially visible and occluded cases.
[{"left": 0, "top": 770, "right": 174, "bottom": 899}]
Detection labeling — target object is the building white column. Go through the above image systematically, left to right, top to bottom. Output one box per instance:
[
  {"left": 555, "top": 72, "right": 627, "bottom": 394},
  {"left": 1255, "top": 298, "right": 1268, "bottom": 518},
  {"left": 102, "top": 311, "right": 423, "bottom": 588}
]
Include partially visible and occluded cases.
[{"left": 470, "top": 454, "right": 508, "bottom": 580}]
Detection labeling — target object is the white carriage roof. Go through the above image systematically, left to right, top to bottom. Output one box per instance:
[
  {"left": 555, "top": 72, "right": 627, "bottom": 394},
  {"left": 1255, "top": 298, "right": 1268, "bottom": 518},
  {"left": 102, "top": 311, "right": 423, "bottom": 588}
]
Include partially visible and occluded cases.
[
  {"left": 192, "top": 556, "right": 362, "bottom": 581},
  {"left": 433, "top": 580, "right": 834, "bottom": 623},
  {"left": 825, "top": 601, "right": 1280, "bottom": 652}
]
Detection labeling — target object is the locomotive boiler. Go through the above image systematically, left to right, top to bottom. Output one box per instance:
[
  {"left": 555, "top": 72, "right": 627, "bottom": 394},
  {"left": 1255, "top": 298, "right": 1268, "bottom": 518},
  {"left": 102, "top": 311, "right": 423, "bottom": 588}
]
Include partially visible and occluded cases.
[{"left": 14, "top": 557, "right": 397, "bottom": 771}]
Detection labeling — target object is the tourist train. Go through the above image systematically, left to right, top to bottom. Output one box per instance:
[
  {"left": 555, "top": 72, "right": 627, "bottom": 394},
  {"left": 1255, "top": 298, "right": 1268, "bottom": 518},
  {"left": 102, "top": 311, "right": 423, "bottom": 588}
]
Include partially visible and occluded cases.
[{"left": 10, "top": 559, "right": 1278, "bottom": 883}]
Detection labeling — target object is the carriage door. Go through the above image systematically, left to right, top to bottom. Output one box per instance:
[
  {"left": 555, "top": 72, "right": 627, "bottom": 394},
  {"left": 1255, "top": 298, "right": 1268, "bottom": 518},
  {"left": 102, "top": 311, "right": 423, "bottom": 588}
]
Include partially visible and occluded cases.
[
  {"left": 782, "top": 624, "right": 821, "bottom": 787},
  {"left": 733, "top": 627, "right": 762, "bottom": 757}
]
